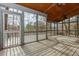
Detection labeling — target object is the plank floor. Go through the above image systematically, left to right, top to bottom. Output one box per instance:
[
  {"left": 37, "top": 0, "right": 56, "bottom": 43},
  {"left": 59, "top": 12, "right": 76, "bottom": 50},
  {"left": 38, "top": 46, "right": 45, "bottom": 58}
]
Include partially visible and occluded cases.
[{"left": 0, "top": 36, "right": 79, "bottom": 56}]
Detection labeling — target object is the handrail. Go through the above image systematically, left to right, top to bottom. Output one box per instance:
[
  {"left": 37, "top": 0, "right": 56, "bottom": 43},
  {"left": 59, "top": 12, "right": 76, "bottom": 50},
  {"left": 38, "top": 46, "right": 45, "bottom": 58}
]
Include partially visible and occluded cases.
[{"left": 4, "top": 30, "right": 20, "bottom": 33}]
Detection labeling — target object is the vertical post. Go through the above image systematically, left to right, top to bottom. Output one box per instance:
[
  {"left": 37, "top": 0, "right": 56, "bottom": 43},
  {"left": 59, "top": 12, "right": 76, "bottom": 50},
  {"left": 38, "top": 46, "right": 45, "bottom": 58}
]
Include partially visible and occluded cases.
[
  {"left": 0, "top": 10, "right": 3, "bottom": 50},
  {"left": 21, "top": 12, "right": 24, "bottom": 45},
  {"left": 36, "top": 14, "right": 38, "bottom": 41},
  {"left": 75, "top": 16, "right": 77, "bottom": 37},
  {"left": 77, "top": 16, "right": 79, "bottom": 37},
  {"left": 68, "top": 18, "right": 70, "bottom": 36},
  {"left": 69, "top": 18, "right": 70, "bottom": 36},
  {"left": 46, "top": 19, "right": 48, "bottom": 40},
  {"left": 62, "top": 21, "right": 63, "bottom": 35},
  {"left": 54, "top": 22, "right": 55, "bottom": 35},
  {"left": 57, "top": 22, "right": 58, "bottom": 35},
  {"left": 50, "top": 23, "right": 52, "bottom": 36}
]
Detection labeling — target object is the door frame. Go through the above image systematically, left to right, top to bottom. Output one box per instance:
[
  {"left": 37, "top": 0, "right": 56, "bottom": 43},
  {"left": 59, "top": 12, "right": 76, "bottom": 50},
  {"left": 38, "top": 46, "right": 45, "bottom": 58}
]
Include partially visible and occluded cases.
[{"left": 0, "top": 9, "right": 24, "bottom": 49}]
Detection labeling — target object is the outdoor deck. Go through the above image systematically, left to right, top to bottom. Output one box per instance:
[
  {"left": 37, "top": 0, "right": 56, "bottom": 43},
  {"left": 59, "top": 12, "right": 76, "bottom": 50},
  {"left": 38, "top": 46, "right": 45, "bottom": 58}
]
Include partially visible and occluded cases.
[{"left": 0, "top": 36, "right": 79, "bottom": 56}]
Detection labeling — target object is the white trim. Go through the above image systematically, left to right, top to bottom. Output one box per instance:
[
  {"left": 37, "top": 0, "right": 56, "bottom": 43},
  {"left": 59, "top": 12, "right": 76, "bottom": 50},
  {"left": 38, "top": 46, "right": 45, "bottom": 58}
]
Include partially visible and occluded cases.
[{"left": 0, "top": 3, "right": 47, "bottom": 17}]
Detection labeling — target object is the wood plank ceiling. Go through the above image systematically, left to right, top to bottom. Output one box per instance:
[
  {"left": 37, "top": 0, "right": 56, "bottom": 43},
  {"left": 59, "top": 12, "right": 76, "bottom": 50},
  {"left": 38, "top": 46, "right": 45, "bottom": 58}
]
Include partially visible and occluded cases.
[{"left": 17, "top": 3, "right": 79, "bottom": 22}]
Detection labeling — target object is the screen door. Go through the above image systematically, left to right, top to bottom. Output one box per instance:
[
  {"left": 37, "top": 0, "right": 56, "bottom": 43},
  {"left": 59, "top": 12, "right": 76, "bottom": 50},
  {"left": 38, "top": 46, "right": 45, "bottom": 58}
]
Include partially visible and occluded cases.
[{"left": 3, "top": 13, "right": 21, "bottom": 48}]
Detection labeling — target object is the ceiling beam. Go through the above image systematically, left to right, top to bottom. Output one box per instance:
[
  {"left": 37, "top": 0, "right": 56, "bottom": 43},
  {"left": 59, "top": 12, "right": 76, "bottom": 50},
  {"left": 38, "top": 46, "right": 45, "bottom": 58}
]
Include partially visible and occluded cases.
[{"left": 44, "top": 4, "right": 55, "bottom": 13}]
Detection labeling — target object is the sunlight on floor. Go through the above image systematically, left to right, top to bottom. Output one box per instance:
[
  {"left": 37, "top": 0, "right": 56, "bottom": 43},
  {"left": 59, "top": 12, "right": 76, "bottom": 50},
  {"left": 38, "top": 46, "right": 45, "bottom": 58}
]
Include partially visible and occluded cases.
[{"left": 0, "top": 36, "right": 79, "bottom": 56}]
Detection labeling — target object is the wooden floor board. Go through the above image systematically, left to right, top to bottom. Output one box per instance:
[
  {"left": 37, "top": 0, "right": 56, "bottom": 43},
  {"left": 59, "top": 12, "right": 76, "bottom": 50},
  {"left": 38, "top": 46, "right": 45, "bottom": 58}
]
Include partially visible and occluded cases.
[{"left": 0, "top": 36, "right": 79, "bottom": 56}]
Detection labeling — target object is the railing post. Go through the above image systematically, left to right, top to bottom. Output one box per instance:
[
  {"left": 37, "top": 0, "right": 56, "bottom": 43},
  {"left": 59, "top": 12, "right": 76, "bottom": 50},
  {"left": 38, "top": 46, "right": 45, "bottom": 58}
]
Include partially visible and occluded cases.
[
  {"left": 0, "top": 10, "right": 3, "bottom": 50},
  {"left": 21, "top": 12, "right": 24, "bottom": 45},
  {"left": 36, "top": 14, "right": 38, "bottom": 41},
  {"left": 77, "top": 16, "right": 79, "bottom": 37},
  {"left": 68, "top": 18, "right": 70, "bottom": 36},
  {"left": 46, "top": 19, "right": 48, "bottom": 40},
  {"left": 62, "top": 21, "right": 63, "bottom": 35},
  {"left": 54, "top": 22, "right": 55, "bottom": 35},
  {"left": 57, "top": 22, "right": 58, "bottom": 35}
]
